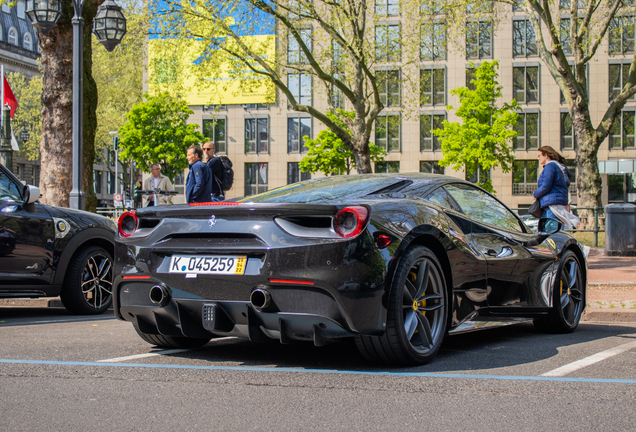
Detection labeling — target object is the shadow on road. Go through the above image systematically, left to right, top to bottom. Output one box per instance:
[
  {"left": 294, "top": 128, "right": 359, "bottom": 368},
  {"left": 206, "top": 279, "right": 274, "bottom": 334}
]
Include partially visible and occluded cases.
[{"left": 163, "top": 322, "right": 636, "bottom": 373}]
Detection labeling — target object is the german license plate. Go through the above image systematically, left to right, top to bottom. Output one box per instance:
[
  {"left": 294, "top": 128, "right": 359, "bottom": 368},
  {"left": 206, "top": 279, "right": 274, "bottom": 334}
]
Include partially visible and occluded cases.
[{"left": 169, "top": 255, "right": 247, "bottom": 275}]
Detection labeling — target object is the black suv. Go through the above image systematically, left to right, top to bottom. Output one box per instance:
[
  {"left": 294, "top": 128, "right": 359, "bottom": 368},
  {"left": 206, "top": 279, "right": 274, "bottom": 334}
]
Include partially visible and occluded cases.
[{"left": 0, "top": 162, "right": 115, "bottom": 314}]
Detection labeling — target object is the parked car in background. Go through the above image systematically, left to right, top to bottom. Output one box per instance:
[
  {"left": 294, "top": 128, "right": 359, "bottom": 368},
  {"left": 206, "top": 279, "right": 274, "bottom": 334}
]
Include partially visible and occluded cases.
[
  {"left": 0, "top": 163, "right": 116, "bottom": 314},
  {"left": 113, "top": 173, "right": 588, "bottom": 365},
  {"left": 520, "top": 214, "right": 539, "bottom": 232}
]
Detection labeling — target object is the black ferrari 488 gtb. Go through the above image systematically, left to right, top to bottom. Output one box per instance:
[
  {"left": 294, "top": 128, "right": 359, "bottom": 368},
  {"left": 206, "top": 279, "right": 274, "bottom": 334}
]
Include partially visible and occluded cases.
[{"left": 113, "top": 174, "right": 587, "bottom": 365}]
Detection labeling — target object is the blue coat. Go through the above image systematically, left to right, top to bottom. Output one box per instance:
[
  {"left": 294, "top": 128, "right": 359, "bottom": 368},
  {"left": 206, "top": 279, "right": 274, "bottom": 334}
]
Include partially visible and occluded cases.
[
  {"left": 186, "top": 160, "right": 212, "bottom": 203},
  {"left": 533, "top": 162, "right": 570, "bottom": 208}
]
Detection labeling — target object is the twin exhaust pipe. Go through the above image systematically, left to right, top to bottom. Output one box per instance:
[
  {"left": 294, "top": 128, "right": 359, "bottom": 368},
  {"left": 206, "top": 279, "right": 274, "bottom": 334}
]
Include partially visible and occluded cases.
[{"left": 150, "top": 285, "right": 272, "bottom": 310}]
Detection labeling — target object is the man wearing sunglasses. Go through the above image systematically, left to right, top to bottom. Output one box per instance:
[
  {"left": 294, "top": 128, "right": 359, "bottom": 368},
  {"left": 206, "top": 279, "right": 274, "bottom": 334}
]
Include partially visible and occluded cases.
[{"left": 202, "top": 141, "right": 225, "bottom": 202}]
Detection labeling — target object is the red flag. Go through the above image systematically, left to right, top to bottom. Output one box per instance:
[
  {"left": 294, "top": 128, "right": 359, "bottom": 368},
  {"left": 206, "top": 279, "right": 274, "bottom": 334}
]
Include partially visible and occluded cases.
[{"left": 4, "top": 77, "right": 18, "bottom": 118}]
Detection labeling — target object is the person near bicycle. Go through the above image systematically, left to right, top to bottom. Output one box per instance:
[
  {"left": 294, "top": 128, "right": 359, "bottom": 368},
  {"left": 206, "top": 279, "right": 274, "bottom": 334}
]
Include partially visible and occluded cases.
[{"left": 143, "top": 163, "right": 174, "bottom": 206}]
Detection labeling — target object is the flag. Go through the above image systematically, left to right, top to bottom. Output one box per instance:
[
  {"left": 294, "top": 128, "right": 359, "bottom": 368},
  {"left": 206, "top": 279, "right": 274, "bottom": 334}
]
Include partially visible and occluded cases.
[{"left": 3, "top": 76, "right": 18, "bottom": 118}]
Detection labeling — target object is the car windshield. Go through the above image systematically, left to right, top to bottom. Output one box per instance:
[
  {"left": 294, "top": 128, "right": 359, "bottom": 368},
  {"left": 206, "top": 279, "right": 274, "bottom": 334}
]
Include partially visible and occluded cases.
[{"left": 237, "top": 176, "right": 405, "bottom": 203}]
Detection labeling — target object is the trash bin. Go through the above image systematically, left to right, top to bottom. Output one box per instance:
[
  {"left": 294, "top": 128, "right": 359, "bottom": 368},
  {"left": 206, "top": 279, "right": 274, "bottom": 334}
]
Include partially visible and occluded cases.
[{"left": 605, "top": 203, "right": 636, "bottom": 256}]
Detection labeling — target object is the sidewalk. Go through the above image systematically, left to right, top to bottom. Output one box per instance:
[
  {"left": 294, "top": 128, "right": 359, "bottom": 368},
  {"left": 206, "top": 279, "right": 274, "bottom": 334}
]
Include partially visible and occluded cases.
[
  {"left": 584, "top": 248, "right": 636, "bottom": 323},
  {"left": 2, "top": 249, "right": 635, "bottom": 322}
]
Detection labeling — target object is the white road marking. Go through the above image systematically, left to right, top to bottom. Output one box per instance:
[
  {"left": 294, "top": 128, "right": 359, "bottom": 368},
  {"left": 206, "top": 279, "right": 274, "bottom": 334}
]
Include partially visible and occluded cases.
[
  {"left": 96, "top": 337, "right": 240, "bottom": 363},
  {"left": 541, "top": 339, "right": 636, "bottom": 377},
  {"left": 97, "top": 349, "right": 191, "bottom": 363}
]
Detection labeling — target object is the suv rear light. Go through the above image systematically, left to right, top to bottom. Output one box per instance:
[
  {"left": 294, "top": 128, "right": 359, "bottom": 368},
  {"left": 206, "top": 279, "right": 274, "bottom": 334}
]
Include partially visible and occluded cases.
[
  {"left": 334, "top": 206, "right": 369, "bottom": 238},
  {"left": 118, "top": 211, "right": 138, "bottom": 237}
]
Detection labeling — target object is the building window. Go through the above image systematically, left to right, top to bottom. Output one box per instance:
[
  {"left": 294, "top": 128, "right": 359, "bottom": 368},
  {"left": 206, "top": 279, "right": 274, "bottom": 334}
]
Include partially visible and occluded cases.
[
  {"left": 287, "top": 0, "right": 310, "bottom": 19},
  {"left": 376, "top": 0, "right": 399, "bottom": 16},
  {"left": 421, "top": 0, "right": 444, "bottom": 15},
  {"left": 466, "top": 0, "right": 493, "bottom": 13},
  {"left": 560, "top": 0, "right": 587, "bottom": 9},
  {"left": 17, "top": 1, "right": 25, "bottom": 18},
  {"left": 609, "top": 16, "right": 635, "bottom": 55},
  {"left": 560, "top": 18, "right": 573, "bottom": 56},
  {"left": 512, "top": 19, "right": 537, "bottom": 57},
  {"left": 466, "top": 20, "right": 492, "bottom": 59},
  {"left": 420, "top": 22, "right": 446, "bottom": 60},
  {"left": 375, "top": 24, "right": 401, "bottom": 62},
  {"left": 8, "top": 27, "right": 18, "bottom": 46},
  {"left": 288, "top": 29, "right": 312, "bottom": 64},
  {"left": 23, "top": 33, "right": 32, "bottom": 51},
  {"left": 609, "top": 63, "right": 635, "bottom": 102},
  {"left": 466, "top": 65, "right": 477, "bottom": 90},
  {"left": 513, "top": 65, "right": 539, "bottom": 103},
  {"left": 420, "top": 68, "right": 445, "bottom": 106},
  {"left": 377, "top": 69, "right": 401, "bottom": 107},
  {"left": 288, "top": 73, "right": 312, "bottom": 106},
  {"left": 331, "top": 74, "right": 345, "bottom": 109},
  {"left": 243, "top": 103, "right": 269, "bottom": 110},
  {"left": 609, "top": 110, "right": 636, "bottom": 149},
  {"left": 514, "top": 112, "right": 540, "bottom": 150},
  {"left": 561, "top": 112, "right": 575, "bottom": 150},
  {"left": 420, "top": 113, "right": 444, "bottom": 151},
  {"left": 375, "top": 114, "right": 401, "bottom": 152},
  {"left": 288, "top": 116, "right": 312, "bottom": 153},
  {"left": 203, "top": 118, "right": 227, "bottom": 154},
  {"left": 245, "top": 118, "right": 269, "bottom": 153},
  {"left": 95, "top": 149, "right": 104, "bottom": 165},
  {"left": 108, "top": 150, "right": 116, "bottom": 166},
  {"left": 512, "top": 160, "right": 539, "bottom": 195},
  {"left": 375, "top": 161, "right": 400, "bottom": 173},
  {"left": 420, "top": 161, "right": 444, "bottom": 174},
  {"left": 287, "top": 162, "right": 311, "bottom": 184},
  {"left": 245, "top": 163, "right": 268, "bottom": 196},
  {"left": 467, "top": 165, "right": 490, "bottom": 185},
  {"left": 174, "top": 170, "right": 185, "bottom": 186},
  {"left": 93, "top": 171, "right": 102, "bottom": 194},
  {"left": 107, "top": 172, "right": 115, "bottom": 194}
]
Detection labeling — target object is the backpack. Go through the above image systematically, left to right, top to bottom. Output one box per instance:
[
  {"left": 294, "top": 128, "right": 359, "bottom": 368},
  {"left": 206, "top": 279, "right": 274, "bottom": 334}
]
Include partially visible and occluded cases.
[{"left": 218, "top": 155, "right": 234, "bottom": 192}]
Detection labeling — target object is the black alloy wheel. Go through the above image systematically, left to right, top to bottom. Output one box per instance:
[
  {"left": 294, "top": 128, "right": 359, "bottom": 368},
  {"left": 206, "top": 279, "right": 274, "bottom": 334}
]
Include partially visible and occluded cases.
[
  {"left": 60, "top": 245, "right": 113, "bottom": 315},
  {"left": 356, "top": 245, "right": 448, "bottom": 365},
  {"left": 534, "top": 250, "right": 585, "bottom": 333}
]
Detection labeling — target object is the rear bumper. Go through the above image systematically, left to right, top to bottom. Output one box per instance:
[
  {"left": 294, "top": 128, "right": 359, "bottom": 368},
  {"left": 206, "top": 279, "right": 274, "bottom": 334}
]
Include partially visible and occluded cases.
[{"left": 113, "top": 232, "right": 394, "bottom": 341}]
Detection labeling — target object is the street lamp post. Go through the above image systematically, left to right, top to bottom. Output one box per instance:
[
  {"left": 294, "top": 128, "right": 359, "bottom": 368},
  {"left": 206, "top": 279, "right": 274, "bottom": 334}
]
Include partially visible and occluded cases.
[{"left": 26, "top": 0, "right": 127, "bottom": 210}]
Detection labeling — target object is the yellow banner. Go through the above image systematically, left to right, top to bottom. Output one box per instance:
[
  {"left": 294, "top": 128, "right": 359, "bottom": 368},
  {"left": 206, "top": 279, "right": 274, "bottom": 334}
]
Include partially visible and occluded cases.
[{"left": 147, "top": 37, "right": 275, "bottom": 105}]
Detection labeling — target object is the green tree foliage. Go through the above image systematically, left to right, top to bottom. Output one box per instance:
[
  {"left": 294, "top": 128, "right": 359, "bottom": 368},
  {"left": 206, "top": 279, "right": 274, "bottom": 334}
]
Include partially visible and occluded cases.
[
  {"left": 92, "top": 0, "right": 145, "bottom": 156},
  {"left": 433, "top": 61, "right": 519, "bottom": 193},
  {"left": 6, "top": 73, "right": 42, "bottom": 161},
  {"left": 118, "top": 92, "right": 204, "bottom": 181},
  {"left": 300, "top": 111, "right": 386, "bottom": 176}
]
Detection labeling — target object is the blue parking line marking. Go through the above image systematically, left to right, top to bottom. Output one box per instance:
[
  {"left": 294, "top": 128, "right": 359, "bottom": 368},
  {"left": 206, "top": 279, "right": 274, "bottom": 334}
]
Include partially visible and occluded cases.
[{"left": 1, "top": 359, "right": 636, "bottom": 384}]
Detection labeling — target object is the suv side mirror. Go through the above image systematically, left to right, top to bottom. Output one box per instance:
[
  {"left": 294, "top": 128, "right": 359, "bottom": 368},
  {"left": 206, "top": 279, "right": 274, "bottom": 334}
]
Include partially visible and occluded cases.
[{"left": 26, "top": 185, "right": 40, "bottom": 204}]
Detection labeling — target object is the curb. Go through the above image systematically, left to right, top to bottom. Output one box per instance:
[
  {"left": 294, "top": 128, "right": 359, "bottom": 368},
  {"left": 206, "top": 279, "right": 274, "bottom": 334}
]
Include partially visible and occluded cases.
[
  {"left": 0, "top": 298, "right": 64, "bottom": 308},
  {"left": 582, "top": 309, "right": 636, "bottom": 323}
]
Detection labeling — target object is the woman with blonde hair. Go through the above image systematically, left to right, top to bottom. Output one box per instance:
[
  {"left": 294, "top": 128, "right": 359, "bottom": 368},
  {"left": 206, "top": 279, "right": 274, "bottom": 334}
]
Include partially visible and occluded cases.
[{"left": 533, "top": 145, "right": 579, "bottom": 228}]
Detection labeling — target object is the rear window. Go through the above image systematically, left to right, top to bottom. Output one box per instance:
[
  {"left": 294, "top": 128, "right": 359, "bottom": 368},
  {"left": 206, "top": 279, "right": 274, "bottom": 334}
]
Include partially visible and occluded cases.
[{"left": 237, "top": 176, "right": 405, "bottom": 204}]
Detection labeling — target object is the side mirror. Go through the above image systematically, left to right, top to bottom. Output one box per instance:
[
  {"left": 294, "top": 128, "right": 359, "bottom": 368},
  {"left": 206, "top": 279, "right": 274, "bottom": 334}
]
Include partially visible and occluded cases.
[
  {"left": 26, "top": 185, "right": 41, "bottom": 204},
  {"left": 538, "top": 217, "right": 562, "bottom": 235},
  {"left": 524, "top": 218, "right": 562, "bottom": 247}
]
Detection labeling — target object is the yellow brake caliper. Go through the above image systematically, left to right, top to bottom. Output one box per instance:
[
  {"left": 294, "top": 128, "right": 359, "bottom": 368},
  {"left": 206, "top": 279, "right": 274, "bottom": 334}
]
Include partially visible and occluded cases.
[{"left": 408, "top": 271, "right": 427, "bottom": 316}]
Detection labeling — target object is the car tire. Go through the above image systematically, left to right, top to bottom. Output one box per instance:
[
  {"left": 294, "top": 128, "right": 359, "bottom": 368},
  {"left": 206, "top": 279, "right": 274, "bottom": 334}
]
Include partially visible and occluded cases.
[
  {"left": 60, "top": 245, "right": 113, "bottom": 315},
  {"left": 355, "top": 245, "right": 448, "bottom": 365},
  {"left": 533, "top": 250, "right": 585, "bottom": 334},
  {"left": 133, "top": 324, "right": 212, "bottom": 349}
]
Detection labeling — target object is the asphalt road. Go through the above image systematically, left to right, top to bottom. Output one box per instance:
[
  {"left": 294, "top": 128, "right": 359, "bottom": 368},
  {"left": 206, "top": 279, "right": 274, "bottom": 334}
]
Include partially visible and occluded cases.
[{"left": 1, "top": 307, "right": 635, "bottom": 431}]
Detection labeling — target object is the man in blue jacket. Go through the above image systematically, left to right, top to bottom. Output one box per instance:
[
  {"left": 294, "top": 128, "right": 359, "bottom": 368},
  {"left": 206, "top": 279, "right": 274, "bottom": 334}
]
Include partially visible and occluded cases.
[{"left": 185, "top": 145, "right": 212, "bottom": 204}]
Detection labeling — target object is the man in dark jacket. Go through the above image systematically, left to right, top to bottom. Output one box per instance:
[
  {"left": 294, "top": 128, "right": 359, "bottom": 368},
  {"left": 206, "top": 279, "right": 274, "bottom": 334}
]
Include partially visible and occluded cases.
[
  {"left": 202, "top": 141, "right": 225, "bottom": 201},
  {"left": 185, "top": 145, "right": 212, "bottom": 204}
]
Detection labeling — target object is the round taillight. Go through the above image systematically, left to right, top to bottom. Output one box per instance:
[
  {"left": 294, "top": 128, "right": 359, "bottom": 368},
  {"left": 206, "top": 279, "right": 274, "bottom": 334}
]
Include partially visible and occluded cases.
[
  {"left": 334, "top": 206, "right": 369, "bottom": 238},
  {"left": 118, "top": 211, "right": 138, "bottom": 237}
]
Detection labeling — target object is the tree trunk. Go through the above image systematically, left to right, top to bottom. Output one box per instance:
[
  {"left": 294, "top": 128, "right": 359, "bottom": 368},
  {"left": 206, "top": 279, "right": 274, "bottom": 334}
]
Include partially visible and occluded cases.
[
  {"left": 38, "top": 0, "right": 99, "bottom": 209},
  {"left": 573, "top": 108, "right": 603, "bottom": 229}
]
